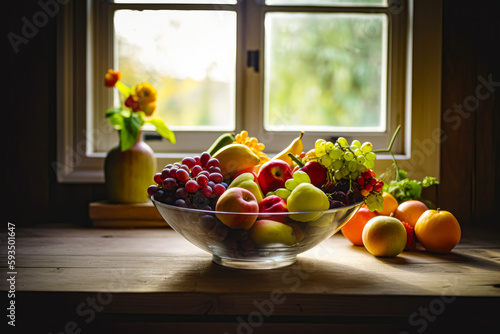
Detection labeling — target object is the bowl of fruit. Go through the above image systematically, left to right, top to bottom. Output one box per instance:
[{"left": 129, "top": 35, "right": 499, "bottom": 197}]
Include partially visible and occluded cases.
[{"left": 149, "top": 131, "right": 385, "bottom": 269}]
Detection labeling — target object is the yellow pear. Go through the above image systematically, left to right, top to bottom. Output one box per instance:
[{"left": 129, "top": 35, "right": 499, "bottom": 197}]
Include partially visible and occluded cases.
[{"left": 212, "top": 144, "right": 260, "bottom": 178}]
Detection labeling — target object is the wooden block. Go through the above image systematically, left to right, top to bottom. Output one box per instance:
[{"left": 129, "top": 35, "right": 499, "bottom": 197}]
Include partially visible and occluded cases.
[{"left": 89, "top": 201, "right": 169, "bottom": 228}]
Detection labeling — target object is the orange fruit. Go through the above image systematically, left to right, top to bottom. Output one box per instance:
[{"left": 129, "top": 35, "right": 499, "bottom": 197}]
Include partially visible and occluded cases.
[
  {"left": 375, "top": 192, "right": 399, "bottom": 216},
  {"left": 394, "top": 200, "right": 428, "bottom": 228},
  {"left": 341, "top": 208, "right": 377, "bottom": 246},
  {"left": 414, "top": 209, "right": 461, "bottom": 254}
]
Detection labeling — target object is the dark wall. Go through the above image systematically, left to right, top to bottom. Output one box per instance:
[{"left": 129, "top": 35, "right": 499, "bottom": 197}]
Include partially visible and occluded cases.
[
  {"left": 5, "top": 0, "right": 500, "bottom": 226},
  {"left": 439, "top": 0, "right": 500, "bottom": 226}
]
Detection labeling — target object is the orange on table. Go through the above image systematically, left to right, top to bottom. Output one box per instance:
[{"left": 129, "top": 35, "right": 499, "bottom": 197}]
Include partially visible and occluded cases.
[
  {"left": 375, "top": 192, "right": 398, "bottom": 216},
  {"left": 341, "top": 207, "right": 377, "bottom": 246},
  {"left": 414, "top": 209, "right": 461, "bottom": 254}
]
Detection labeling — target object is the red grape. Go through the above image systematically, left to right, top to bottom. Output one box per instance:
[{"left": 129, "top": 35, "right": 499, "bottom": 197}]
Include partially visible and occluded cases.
[
  {"left": 200, "top": 152, "right": 211, "bottom": 166},
  {"left": 194, "top": 156, "right": 201, "bottom": 166},
  {"left": 182, "top": 157, "right": 197, "bottom": 169},
  {"left": 206, "top": 158, "right": 220, "bottom": 169},
  {"left": 191, "top": 165, "right": 203, "bottom": 177},
  {"left": 208, "top": 166, "right": 222, "bottom": 174},
  {"left": 161, "top": 168, "right": 171, "bottom": 179},
  {"left": 176, "top": 169, "right": 190, "bottom": 183},
  {"left": 209, "top": 172, "right": 223, "bottom": 183},
  {"left": 153, "top": 173, "right": 163, "bottom": 184},
  {"left": 197, "top": 174, "right": 209, "bottom": 187},
  {"left": 357, "top": 176, "right": 365, "bottom": 185},
  {"left": 162, "top": 178, "right": 178, "bottom": 190},
  {"left": 185, "top": 180, "right": 199, "bottom": 193},
  {"left": 213, "top": 184, "right": 226, "bottom": 196},
  {"left": 147, "top": 185, "right": 158, "bottom": 196},
  {"left": 201, "top": 185, "right": 213, "bottom": 197},
  {"left": 176, "top": 187, "right": 188, "bottom": 199},
  {"left": 175, "top": 199, "right": 187, "bottom": 207}
]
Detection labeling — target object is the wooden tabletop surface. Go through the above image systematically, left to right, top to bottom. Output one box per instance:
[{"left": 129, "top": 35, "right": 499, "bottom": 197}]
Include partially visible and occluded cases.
[{"left": 2, "top": 225, "right": 499, "bottom": 333}]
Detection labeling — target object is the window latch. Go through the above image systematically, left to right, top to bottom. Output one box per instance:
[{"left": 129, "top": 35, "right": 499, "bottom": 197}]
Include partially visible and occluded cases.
[{"left": 247, "top": 50, "right": 259, "bottom": 73}]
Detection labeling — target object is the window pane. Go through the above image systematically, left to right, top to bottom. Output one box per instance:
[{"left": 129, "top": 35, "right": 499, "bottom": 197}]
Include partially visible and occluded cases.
[
  {"left": 266, "top": 0, "right": 387, "bottom": 6},
  {"left": 114, "top": 10, "right": 237, "bottom": 130},
  {"left": 264, "top": 13, "right": 387, "bottom": 131}
]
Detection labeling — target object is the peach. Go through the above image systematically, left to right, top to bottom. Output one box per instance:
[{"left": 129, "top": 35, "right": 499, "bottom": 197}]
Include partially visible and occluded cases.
[
  {"left": 215, "top": 187, "right": 259, "bottom": 230},
  {"left": 394, "top": 200, "right": 428, "bottom": 228},
  {"left": 362, "top": 216, "right": 407, "bottom": 257}
]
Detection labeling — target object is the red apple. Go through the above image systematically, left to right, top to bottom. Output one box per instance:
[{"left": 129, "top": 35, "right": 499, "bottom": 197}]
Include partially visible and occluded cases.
[
  {"left": 257, "top": 159, "right": 293, "bottom": 195},
  {"left": 298, "top": 161, "right": 327, "bottom": 187},
  {"left": 215, "top": 187, "right": 259, "bottom": 230},
  {"left": 258, "top": 195, "right": 288, "bottom": 222}
]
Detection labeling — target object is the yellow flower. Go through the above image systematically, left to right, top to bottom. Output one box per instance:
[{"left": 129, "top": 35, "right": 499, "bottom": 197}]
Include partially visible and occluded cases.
[{"left": 133, "top": 83, "right": 157, "bottom": 116}]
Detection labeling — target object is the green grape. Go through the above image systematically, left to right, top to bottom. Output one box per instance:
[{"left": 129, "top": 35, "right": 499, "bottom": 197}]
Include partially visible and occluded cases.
[
  {"left": 337, "top": 137, "right": 348, "bottom": 147},
  {"left": 315, "top": 139, "right": 326, "bottom": 149},
  {"left": 351, "top": 140, "right": 361, "bottom": 148},
  {"left": 325, "top": 141, "right": 334, "bottom": 152},
  {"left": 361, "top": 142, "right": 373, "bottom": 153},
  {"left": 350, "top": 145, "right": 358, "bottom": 152},
  {"left": 315, "top": 146, "right": 326, "bottom": 157},
  {"left": 329, "top": 147, "right": 343, "bottom": 160},
  {"left": 353, "top": 149, "right": 363, "bottom": 157},
  {"left": 344, "top": 152, "right": 354, "bottom": 161},
  {"left": 365, "top": 152, "right": 377, "bottom": 161},
  {"left": 321, "top": 154, "right": 332, "bottom": 167},
  {"left": 356, "top": 155, "right": 366, "bottom": 165},
  {"left": 332, "top": 159, "right": 343, "bottom": 170},
  {"left": 348, "top": 160, "right": 358, "bottom": 172},
  {"left": 365, "top": 160, "right": 375, "bottom": 169},
  {"left": 357, "top": 164, "right": 367, "bottom": 173},
  {"left": 340, "top": 166, "right": 349, "bottom": 176},
  {"left": 334, "top": 170, "right": 342, "bottom": 181},
  {"left": 293, "top": 171, "right": 311, "bottom": 184},
  {"left": 350, "top": 171, "right": 359, "bottom": 180},
  {"left": 285, "top": 179, "right": 298, "bottom": 191},
  {"left": 276, "top": 188, "right": 291, "bottom": 200},
  {"left": 376, "top": 194, "right": 384, "bottom": 204},
  {"left": 365, "top": 195, "right": 376, "bottom": 204}
]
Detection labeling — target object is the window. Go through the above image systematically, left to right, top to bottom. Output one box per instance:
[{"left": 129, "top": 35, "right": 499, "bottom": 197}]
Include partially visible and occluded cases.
[{"left": 56, "top": 0, "right": 442, "bottom": 183}]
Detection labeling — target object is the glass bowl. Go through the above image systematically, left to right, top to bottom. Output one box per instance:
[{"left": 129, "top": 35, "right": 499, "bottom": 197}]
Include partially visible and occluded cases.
[{"left": 151, "top": 197, "right": 362, "bottom": 269}]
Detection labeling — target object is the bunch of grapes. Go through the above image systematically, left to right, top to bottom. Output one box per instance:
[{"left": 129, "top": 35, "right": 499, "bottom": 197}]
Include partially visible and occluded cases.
[
  {"left": 234, "top": 130, "right": 269, "bottom": 163},
  {"left": 314, "top": 137, "right": 377, "bottom": 182},
  {"left": 315, "top": 137, "right": 383, "bottom": 211},
  {"left": 147, "top": 152, "right": 227, "bottom": 210},
  {"left": 358, "top": 169, "right": 384, "bottom": 212}
]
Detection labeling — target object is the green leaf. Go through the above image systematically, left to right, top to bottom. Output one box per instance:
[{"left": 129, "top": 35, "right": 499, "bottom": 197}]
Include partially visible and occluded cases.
[
  {"left": 120, "top": 114, "right": 142, "bottom": 151},
  {"left": 147, "top": 118, "right": 176, "bottom": 144},
  {"left": 421, "top": 176, "right": 439, "bottom": 188}
]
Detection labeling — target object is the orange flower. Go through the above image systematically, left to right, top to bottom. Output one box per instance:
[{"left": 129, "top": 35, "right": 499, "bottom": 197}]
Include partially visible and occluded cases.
[{"left": 104, "top": 69, "right": 121, "bottom": 87}]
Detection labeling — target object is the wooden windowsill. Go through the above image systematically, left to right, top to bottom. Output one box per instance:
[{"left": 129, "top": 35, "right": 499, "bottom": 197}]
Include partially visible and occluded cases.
[
  {"left": 89, "top": 200, "right": 169, "bottom": 228},
  {"left": 5, "top": 225, "right": 500, "bottom": 332}
]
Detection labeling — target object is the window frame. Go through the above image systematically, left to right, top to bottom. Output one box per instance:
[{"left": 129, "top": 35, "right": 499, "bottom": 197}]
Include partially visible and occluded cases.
[{"left": 55, "top": 0, "right": 441, "bottom": 183}]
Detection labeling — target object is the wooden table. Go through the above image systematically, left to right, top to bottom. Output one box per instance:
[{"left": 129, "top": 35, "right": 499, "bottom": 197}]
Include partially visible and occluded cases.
[{"left": 2, "top": 225, "right": 500, "bottom": 333}]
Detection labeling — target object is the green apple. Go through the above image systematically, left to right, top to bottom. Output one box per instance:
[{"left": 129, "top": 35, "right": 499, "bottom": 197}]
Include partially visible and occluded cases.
[
  {"left": 228, "top": 172, "right": 264, "bottom": 203},
  {"left": 287, "top": 183, "right": 330, "bottom": 222},
  {"left": 249, "top": 219, "right": 296, "bottom": 247}
]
